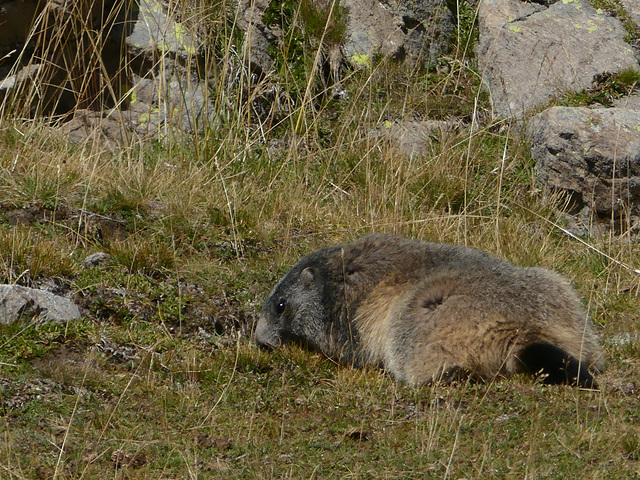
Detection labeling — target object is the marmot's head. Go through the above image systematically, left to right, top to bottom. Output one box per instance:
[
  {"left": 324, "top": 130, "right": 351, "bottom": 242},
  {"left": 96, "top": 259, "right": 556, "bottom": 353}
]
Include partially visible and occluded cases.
[{"left": 254, "top": 247, "right": 343, "bottom": 356}]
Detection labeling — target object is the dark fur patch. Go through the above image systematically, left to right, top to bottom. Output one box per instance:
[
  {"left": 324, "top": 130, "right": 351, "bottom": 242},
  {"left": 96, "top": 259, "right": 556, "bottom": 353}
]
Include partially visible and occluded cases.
[
  {"left": 415, "top": 277, "right": 453, "bottom": 312},
  {"left": 420, "top": 289, "right": 446, "bottom": 311},
  {"left": 517, "top": 342, "right": 597, "bottom": 388}
]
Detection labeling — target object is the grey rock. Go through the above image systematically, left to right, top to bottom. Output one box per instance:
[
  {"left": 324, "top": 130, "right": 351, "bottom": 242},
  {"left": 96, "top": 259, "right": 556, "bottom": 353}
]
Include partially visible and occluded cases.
[
  {"left": 120, "top": 0, "right": 213, "bottom": 137},
  {"left": 125, "top": 0, "right": 201, "bottom": 60},
  {"left": 236, "top": 0, "right": 275, "bottom": 74},
  {"left": 341, "top": 0, "right": 406, "bottom": 64},
  {"left": 342, "top": 0, "right": 454, "bottom": 68},
  {"left": 397, "top": 0, "right": 454, "bottom": 65},
  {"left": 477, "top": 0, "right": 638, "bottom": 118},
  {"left": 619, "top": 0, "right": 640, "bottom": 26},
  {"left": 0, "top": 64, "right": 42, "bottom": 108},
  {"left": 0, "top": 64, "right": 41, "bottom": 91},
  {"left": 127, "top": 74, "right": 214, "bottom": 136},
  {"left": 613, "top": 93, "right": 640, "bottom": 110},
  {"left": 528, "top": 106, "right": 640, "bottom": 219},
  {"left": 59, "top": 109, "right": 134, "bottom": 149},
  {"left": 374, "top": 119, "right": 460, "bottom": 158},
  {"left": 82, "top": 252, "right": 112, "bottom": 268},
  {"left": 0, "top": 285, "right": 81, "bottom": 324}
]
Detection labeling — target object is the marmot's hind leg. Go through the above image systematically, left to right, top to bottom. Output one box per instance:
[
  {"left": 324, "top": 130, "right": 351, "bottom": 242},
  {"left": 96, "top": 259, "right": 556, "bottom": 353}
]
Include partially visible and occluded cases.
[
  {"left": 399, "top": 338, "right": 483, "bottom": 386},
  {"left": 517, "top": 342, "right": 597, "bottom": 388}
]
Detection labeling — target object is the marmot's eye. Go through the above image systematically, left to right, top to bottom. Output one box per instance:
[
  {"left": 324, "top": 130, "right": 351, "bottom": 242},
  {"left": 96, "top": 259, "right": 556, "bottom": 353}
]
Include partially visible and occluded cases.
[{"left": 275, "top": 299, "right": 287, "bottom": 315}]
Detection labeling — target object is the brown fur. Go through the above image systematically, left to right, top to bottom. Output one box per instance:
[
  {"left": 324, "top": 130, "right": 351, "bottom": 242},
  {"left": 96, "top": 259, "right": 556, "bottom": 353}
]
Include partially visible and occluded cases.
[{"left": 254, "top": 234, "right": 604, "bottom": 386}]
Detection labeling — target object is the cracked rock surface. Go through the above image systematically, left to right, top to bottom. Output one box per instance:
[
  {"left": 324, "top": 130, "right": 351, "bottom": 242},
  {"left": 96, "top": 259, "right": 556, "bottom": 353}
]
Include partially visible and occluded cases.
[
  {"left": 477, "top": 0, "right": 638, "bottom": 118},
  {"left": 528, "top": 106, "right": 640, "bottom": 233}
]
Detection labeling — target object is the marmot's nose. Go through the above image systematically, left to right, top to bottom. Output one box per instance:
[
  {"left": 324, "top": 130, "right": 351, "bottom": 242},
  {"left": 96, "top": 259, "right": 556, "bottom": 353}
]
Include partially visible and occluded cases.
[{"left": 253, "top": 316, "right": 281, "bottom": 349}]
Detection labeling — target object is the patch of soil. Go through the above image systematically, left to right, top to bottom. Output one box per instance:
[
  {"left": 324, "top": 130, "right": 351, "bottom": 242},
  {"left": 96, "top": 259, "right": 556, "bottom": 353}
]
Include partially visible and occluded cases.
[
  {"left": 75, "top": 281, "right": 255, "bottom": 346},
  {"left": 75, "top": 286, "right": 156, "bottom": 323},
  {"left": 0, "top": 377, "right": 74, "bottom": 411}
]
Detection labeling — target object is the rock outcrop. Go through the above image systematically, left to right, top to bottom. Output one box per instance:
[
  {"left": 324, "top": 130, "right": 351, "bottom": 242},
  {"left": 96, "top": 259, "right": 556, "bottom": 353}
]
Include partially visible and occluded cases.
[
  {"left": 341, "top": 0, "right": 454, "bottom": 67},
  {"left": 477, "top": 0, "right": 638, "bottom": 119},
  {"left": 528, "top": 106, "right": 640, "bottom": 232}
]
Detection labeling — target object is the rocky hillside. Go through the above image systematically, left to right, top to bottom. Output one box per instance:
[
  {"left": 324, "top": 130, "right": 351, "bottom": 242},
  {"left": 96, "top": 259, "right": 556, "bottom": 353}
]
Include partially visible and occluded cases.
[{"left": 2, "top": 0, "right": 639, "bottom": 233}]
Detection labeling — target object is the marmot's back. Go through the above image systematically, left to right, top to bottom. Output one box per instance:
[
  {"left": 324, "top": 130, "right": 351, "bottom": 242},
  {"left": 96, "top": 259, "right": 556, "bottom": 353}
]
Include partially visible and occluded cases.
[{"left": 255, "top": 234, "right": 604, "bottom": 387}]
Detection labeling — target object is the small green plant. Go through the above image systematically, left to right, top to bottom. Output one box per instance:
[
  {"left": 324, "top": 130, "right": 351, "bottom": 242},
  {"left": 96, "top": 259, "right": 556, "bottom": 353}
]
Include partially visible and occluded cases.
[
  {"left": 262, "top": 0, "right": 348, "bottom": 110},
  {"left": 263, "top": 0, "right": 314, "bottom": 98},
  {"left": 263, "top": 0, "right": 347, "bottom": 47},
  {"left": 299, "top": 0, "right": 347, "bottom": 46},
  {"left": 446, "top": 0, "right": 479, "bottom": 57},
  {"left": 559, "top": 69, "right": 640, "bottom": 107},
  {"left": 0, "top": 226, "right": 76, "bottom": 283},
  {"left": 108, "top": 236, "right": 175, "bottom": 278},
  {"left": 622, "top": 432, "right": 640, "bottom": 461}
]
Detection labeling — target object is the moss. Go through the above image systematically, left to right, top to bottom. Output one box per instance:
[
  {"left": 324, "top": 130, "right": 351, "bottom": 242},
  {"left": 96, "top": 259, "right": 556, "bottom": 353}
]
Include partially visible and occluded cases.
[
  {"left": 589, "top": 0, "right": 640, "bottom": 43},
  {"left": 350, "top": 52, "right": 371, "bottom": 68}
]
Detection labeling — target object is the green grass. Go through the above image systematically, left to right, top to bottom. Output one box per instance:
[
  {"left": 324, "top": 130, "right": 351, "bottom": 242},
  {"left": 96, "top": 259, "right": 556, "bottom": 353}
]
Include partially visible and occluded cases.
[
  {"left": 0, "top": 0, "right": 639, "bottom": 478},
  {"left": 558, "top": 69, "right": 640, "bottom": 107},
  {"left": 2, "top": 335, "right": 640, "bottom": 478}
]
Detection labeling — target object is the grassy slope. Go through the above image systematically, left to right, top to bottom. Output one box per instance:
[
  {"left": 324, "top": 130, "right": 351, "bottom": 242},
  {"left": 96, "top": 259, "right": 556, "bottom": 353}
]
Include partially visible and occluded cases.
[{"left": 0, "top": 2, "right": 640, "bottom": 479}]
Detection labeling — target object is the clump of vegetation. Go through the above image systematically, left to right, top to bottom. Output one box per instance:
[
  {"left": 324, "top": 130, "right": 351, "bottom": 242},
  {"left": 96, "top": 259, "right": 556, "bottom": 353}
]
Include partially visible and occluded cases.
[
  {"left": 262, "top": 0, "right": 348, "bottom": 107},
  {"left": 446, "top": 0, "right": 480, "bottom": 58},
  {"left": 560, "top": 68, "right": 640, "bottom": 106}
]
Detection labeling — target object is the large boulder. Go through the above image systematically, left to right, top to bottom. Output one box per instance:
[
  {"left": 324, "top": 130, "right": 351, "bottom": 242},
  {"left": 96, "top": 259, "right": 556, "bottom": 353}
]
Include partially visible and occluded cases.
[
  {"left": 341, "top": 0, "right": 454, "bottom": 67},
  {"left": 477, "top": 0, "right": 638, "bottom": 118},
  {"left": 528, "top": 106, "right": 640, "bottom": 229}
]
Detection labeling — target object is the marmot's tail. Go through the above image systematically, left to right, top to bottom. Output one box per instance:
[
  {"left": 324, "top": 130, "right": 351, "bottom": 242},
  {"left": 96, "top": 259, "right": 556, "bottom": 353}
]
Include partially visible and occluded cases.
[{"left": 517, "top": 342, "right": 598, "bottom": 388}]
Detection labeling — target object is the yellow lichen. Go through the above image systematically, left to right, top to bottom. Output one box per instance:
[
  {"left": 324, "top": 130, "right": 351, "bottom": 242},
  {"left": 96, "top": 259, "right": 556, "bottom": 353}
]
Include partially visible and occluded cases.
[
  {"left": 174, "top": 23, "right": 198, "bottom": 55},
  {"left": 351, "top": 52, "right": 371, "bottom": 68}
]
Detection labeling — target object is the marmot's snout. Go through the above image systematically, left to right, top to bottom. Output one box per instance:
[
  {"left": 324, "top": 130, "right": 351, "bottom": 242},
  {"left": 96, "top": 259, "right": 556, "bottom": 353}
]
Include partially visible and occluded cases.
[{"left": 253, "top": 315, "right": 280, "bottom": 349}]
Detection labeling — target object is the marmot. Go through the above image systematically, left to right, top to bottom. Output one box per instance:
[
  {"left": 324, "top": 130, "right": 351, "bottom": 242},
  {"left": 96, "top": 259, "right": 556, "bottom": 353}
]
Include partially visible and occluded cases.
[{"left": 254, "top": 234, "right": 604, "bottom": 387}]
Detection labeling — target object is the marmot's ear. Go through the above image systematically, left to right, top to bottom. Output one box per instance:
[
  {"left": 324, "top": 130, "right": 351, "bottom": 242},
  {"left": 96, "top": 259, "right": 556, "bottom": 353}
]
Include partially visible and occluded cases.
[{"left": 301, "top": 267, "right": 315, "bottom": 286}]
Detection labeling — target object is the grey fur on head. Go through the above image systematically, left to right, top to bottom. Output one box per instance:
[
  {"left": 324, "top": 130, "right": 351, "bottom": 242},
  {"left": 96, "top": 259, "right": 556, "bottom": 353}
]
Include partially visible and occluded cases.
[{"left": 255, "top": 234, "right": 604, "bottom": 387}]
